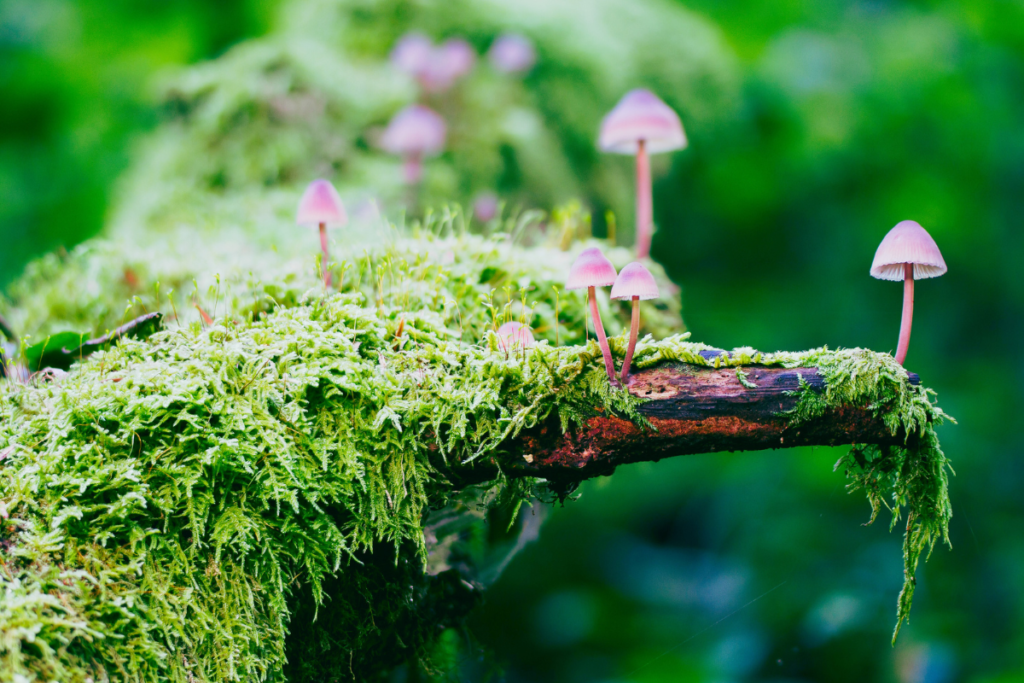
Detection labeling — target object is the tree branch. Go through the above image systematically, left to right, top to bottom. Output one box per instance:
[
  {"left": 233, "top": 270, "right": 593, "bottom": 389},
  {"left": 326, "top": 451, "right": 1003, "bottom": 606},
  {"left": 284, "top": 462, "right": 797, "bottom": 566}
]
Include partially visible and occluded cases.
[{"left": 452, "top": 357, "right": 920, "bottom": 486}]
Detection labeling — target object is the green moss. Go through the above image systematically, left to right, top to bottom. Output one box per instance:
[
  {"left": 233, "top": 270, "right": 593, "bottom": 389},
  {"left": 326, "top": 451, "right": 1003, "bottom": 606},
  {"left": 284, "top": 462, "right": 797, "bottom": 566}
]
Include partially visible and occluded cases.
[
  {"left": 0, "top": 0, "right": 952, "bottom": 676},
  {"left": 0, "top": 227, "right": 667, "bottom": 681},
  {"left": 1, "top": 253, "right": 951, "bottom": 679},
  {"left": 633, "top": 338, "right": 953, "bottom": 640}
]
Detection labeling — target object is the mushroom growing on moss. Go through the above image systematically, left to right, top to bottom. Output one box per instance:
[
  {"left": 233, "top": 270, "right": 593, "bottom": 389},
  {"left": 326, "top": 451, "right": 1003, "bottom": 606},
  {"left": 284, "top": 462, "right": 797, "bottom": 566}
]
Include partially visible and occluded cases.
[
  {"left": 599, "top": 89, "right": 686, "bottom": 259},
  {"left": 380, "top": 104, "right": 447, "bottom": 186},
  {"left": 296, "top": 179, "right": 348, "bottom": 287},
  {"left": 870, "top": 220, "right": 947, "bottom": 365},
  {"left": 566, "top": 247, "right": 618, "bottom": 384},
  {"left": 611, "top": 262, "right": 659, "bottom": 382},
  {"left": 496, "top": 321, "right": 535, "bottom": 355}
]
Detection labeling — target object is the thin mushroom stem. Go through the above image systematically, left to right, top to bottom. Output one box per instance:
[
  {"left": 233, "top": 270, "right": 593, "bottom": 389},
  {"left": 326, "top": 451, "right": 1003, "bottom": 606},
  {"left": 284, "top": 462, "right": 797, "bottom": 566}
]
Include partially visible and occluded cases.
[
  {"left": 635, "top": 139, "right": 653, "bottom": 259},
  {"left": 403, "top": 155, "right": 423, "bottom": 185},
  {"left": 404, "top": 155, "right": 423, "bottom": 213},
  {"left": 319, "top": 222, "right": 332, "bottom": 288},
  {"left": 895, "top": 263, "right": 914, "bottom": 365},
  {"left": 588, "top": 286, "right": 617, "bottom": 384},
  {"left": 621, "top": 297, "right": 640, "bottom": 383}
]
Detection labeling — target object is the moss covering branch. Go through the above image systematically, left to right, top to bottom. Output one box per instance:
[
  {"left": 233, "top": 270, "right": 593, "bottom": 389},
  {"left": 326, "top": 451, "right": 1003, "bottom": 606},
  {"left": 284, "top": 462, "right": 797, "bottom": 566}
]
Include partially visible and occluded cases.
[
  {"left": 0, "top": 0, "right": 954, "bottom": 675},
  {"left": 0, "top": 236, "right": 952, "bottom": 679},
  {"left": 460, "top": 358, "right": 923, "bottom": 485}
]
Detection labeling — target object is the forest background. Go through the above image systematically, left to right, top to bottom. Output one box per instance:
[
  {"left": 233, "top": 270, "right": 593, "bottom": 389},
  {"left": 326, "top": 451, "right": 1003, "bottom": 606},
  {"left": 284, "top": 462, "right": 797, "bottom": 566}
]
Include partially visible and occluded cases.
[{"left": 2, "top": 0, "right": 1022, "bottom": 681}]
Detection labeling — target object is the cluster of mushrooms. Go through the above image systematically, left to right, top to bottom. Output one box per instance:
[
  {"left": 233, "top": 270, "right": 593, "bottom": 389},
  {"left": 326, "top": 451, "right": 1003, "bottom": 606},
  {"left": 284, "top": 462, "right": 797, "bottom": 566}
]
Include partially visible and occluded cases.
[
  {"left": 379, "top": 32, "right": 535, "bottom": 189},
  {"left": 297, "top": 38, "right": 949, "bottom": 386}
]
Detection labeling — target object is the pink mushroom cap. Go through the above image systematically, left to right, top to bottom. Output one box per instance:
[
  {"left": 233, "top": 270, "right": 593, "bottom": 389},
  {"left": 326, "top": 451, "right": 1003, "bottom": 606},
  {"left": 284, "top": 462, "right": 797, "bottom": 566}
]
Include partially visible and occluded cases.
[
  {"left": 391, "top": 33, "right": 433, "bottom": 75},
  {"left": 488, "top": 33, "right": 536, "bottom": 73},
  {"left": 418, "top": 38, "right": 476, "bottom": 92},
  {"left": 439, "top": 38, "right": 476, "bottom": 79},
  {"left": 599, "top": 89, "right": 687, "bottom": 155},
  {"left": 380, "top": 104, "right": 447, "bottom": 157},
  {"left": 381, "top": 104, "right": 447, "bottom": 157},
  {"left": 296, "top": 179, "right": 348, "bottom": 226},
  {"left": 473, "top": 192, "right": 499, "bottom": 222},
  {"left": 870, "top": 220, "right": 947, "bottom": 281},
  {"left": 566, "top": 247, "right": 618, "bottom": 290},
  {"left": 610, "top": 262, "right": 660, "bottom": 300},
  {"left": 497, "top": 321, "right": 535, "bottom": 351}
]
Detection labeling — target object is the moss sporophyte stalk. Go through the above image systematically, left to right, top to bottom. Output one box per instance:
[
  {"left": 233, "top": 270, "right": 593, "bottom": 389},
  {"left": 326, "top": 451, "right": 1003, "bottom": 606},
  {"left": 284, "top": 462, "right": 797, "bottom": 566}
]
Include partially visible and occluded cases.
[{"left": 0, "top": 229, "right": 951, "bottom": 680}]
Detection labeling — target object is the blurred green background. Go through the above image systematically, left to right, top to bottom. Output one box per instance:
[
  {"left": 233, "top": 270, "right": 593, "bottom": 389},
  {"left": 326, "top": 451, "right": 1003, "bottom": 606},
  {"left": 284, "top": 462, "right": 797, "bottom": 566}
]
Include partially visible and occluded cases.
[{"left": 2, "top": 0, "right": 1021, "bottom": 681}]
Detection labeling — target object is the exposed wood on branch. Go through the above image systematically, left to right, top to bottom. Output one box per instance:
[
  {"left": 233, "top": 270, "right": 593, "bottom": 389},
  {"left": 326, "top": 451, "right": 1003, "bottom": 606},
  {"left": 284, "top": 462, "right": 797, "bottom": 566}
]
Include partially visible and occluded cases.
[{"left": 452, "top": 360, "right": 920, "bottom": 486}]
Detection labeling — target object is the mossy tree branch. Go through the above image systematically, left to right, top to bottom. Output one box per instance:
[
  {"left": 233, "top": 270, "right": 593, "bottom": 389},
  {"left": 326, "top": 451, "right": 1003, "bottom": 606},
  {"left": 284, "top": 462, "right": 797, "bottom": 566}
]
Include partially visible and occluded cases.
[{"left": 452, "top": 358, "right": 922, "bottom": 486}]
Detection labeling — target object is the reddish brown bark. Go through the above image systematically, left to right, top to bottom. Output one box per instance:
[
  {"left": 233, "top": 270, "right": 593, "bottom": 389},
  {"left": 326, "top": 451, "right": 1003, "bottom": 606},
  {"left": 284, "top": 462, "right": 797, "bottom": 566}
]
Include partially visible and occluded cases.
[{"left": 448, "top": 361, "right": 920, "bottom": 486}]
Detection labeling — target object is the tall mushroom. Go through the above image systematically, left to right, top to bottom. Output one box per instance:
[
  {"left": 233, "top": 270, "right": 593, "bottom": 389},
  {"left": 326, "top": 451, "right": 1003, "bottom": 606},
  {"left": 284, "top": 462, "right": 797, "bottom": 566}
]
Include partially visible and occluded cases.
[
  {"left": 599, "top": 89, "right": 687, "bottom": 259},
  {"left": 380, "top": 104, "right": 447, "bottom": 186},
  {"left": 297, "top": 179, "right": 348, "bottom": 287},
  {"left": 870, "top": 220, "right": 947, "bottom": 365},
  {"left": 566, "top": 247, "right": 618, "bottom": 384},
  {"left": 610, "top": 262, "right": 659, "bottom": 383}
]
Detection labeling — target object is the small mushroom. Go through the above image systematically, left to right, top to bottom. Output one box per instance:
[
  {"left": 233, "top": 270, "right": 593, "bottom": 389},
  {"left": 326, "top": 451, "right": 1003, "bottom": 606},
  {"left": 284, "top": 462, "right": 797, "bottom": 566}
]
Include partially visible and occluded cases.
[
  {"left": 390, "top": 33, "right": 433, "bottom": 76},
  {"left": 488, "top": 33, "right": 536, "bottom": 74},
  {"left": 392, "top": 34, "right": 476, "bottom": 93},
  {"left": 437, "top": 38, "right": 476, "bottom": 80},
  {"left": 599, "top": 89, "right": 687, "bottom": 259},
  {"left": 380, "top": 104, "right": 447, "bottom": 185},
  {"left": 296, "top": 179, "right": 348, "bottom": 287},
  {"left": 473, "top": 192, "right": 499, "bottom": 222},
  {"left": 870, "top": 220, "right": 947, "bottom": 365},
  {"left": 566, "top": 247, "right": 618, "bottom": 384},
  {"left": 610, "top": 262, "right": 659, "bottom": 382},
  {"left": 496, "top": 321, "right": 535, "bottom": 355}
]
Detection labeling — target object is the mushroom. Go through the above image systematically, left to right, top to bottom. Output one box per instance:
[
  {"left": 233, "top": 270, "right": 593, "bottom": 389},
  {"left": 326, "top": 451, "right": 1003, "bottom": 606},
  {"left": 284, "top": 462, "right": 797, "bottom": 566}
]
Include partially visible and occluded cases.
[
  {"left": 390, "top": 32, "right": 433, "bottom": 76},
  {"left": 488, "top": 33, "right": 536, "bottom": 74},
  {"left": 391, "top": 34, "right": 476, "bottom": 93},
  {"left": 438, "top": 38, "right": 476, "bottom": 80},
  {"left": 419, "top": 39, "right": 476, "bottom": 93},
  {"left": 599, "top": 89, "right": 687, "bottom": 259},
  {"left": 380, "top": 104, "right": 447, "bottom": 185},
  {"left": 296, "top": 179, "right": 348, "bottom": 287},
  {"left": 473, "top": 192, "right": 499, "bottom": 222},
  {"left": 870, "top": 220, "right": 947, "bottom": 365},
  {"left": 566, "top": 247, "right": 618, "bottom": 384},
  {"left": 610, "top": 262, "right": 659, "bottom": 382},
  {"left": 496, "top": 321, "right": 535, "bottom": 355}
]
